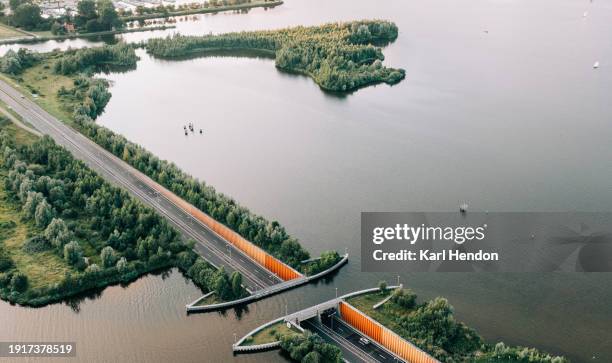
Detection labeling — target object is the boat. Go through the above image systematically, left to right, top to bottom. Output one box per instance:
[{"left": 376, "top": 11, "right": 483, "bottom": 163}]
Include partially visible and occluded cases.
[{"left": 593, "top": 61, "right": 600, "bottom": 69}]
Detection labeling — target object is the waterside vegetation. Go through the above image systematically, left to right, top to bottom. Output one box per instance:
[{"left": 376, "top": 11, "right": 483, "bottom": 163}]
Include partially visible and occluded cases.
[
  {"left": 145, "top": 20, "right": 406, "bottom": 92},
  {"left": 0, "top": 43, "right": 342, "bottom": 277},
  {"left": 0, "top": 117, "right": 246, "bottom": 306},
  {"left": 347, "top": 288, "right": 569, "bottom": 363}
]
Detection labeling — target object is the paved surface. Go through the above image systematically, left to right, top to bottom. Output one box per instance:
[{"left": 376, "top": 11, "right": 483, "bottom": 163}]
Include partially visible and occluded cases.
[
  {"left": 0, "top": 78, "right": 281, "bottom": 291},
  {"left": 301, "top": 312, "right": 400, "bottom": 363}
]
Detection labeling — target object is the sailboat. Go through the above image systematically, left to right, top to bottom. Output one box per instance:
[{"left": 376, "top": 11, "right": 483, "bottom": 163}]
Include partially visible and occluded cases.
[{"left": 593, "top": 61, "right": 600, "bottom": 69}]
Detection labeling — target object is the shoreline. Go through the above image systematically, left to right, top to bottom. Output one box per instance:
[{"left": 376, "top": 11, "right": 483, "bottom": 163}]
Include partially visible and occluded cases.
[
  {"left": 121, "top": 0, "right": 283, "bottom": 22},
  {"left": 0, "top": 25, "right": 176, "bottom": 46}
]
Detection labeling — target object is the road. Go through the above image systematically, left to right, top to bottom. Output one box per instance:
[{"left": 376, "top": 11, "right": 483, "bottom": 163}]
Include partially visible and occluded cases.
[
  {"left": 0, "top": 78, "right": 281, "bottom": 291},
  {"left": 301, "top": 314, "right": 401, "bottom": 363}
]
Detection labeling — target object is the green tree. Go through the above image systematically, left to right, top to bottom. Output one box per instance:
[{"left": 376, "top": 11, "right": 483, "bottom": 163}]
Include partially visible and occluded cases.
[
  {"left": 9, "top": 0, "right": 27, "bottom": 11},
  {"left": 77, "top": 0, "right": 97, "bottom": 21},
  {"left": 97, "top": 0, "right": 122, "bottom": 30},
  {"left": 12, "top": 3, "right": 42, "bottom": 30},
  {"left": 34, "top": 199, "right": 53, "bottom": 227},
  {"left": 44, "top": 218, "right": 71, "bottom": 248},
  {"left": 63, "top": 241, "right": 84, "bottom": 266},
  {"left": 100, "top": 246, "right": 117, "bottom": 268},
  {"left": 230, "top": 270, "right": 242, "bottom": 298},
  {"left": 10, "top": 273, "right": 28, "bottom": 292},
  {"left": 378, "top": 280, "right": 387, "bottom": 294},
  {"left": 303, "top": 351, "right": 321, "bottom": 363}
]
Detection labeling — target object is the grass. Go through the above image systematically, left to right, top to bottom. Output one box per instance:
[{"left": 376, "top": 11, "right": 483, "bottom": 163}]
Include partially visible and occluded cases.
[
  {"left": 0, "top": 23, "right": 29, "bottom": 40},
  {"left": 0, "top": 61, "right": 76, "bottom": 125},
  {"left": 0, "top": 116, "right": 37, "bottom": 145},
  {"left": 0, "top": 118, "right": 109, "bottom": 292},
  {"left": 0, "top": 121, "right": 72, "bottom": 289},
  {"left": 0, "top": 173, "right": 73, "bottom": 290},
  {"left": 345, "top": 289, "right": 412, "bottom": 335},
  {"left": 194, "top": 292, "right": 221, "bottom": 306},
  {"left": 242, "top": 321, "right": 299, "bottom": 346}
]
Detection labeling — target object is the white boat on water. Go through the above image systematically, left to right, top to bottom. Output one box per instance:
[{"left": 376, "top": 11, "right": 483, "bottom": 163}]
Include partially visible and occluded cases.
[{"left": 593, "top": 61, "right": 600, "bottom": 69}]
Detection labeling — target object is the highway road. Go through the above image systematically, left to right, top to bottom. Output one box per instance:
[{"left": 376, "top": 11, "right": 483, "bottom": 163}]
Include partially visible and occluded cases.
[
  {"left": 0, "top": 78, "right": 281, "bottom": 291},
  {"left": 302, "top": 314, "right": 401, "bottom": 363}
]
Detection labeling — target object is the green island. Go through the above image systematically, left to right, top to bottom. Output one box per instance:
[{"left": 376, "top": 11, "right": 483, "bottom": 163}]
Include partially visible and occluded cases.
[
  {"left": 145, "top": 20, "right": 406, "bottom": 92},
  {"left": 0, "top": 41, "right": 346, "bottom": 285},
  {"left": 0, "top": 116, "right": 248, "bottom": 306},
  {"left": 344, "top": 285, "right": 569, "bottom": 363},
  {"left": 241, "top": 321, "right": 343, "bottom": 362}
]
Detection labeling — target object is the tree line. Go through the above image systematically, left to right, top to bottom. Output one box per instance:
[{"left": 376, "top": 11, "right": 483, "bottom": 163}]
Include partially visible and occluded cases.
[
  {"left": 0, "top": 0, "right": 123, "bottom": 34},
  {"left": 145, "top": 20, "right": 406, "bottom": 92},
  {"left": 0, "top": 43, "right": 341, "bottom": 276},
  {"left": 0, "top": 127, "right": 245, "bottom": 306},
  {"left": 376, "top": 288, "right": 569, "bottom": 363}
]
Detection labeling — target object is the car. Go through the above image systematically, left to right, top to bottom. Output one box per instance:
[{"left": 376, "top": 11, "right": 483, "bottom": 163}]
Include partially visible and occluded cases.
[{"left": 359, "top": 337, "right": 370, "bottom": 345}]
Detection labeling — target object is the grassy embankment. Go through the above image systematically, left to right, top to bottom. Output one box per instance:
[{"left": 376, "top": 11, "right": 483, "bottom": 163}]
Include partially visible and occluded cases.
[
  {"left": 122, "top": 0, "right": 283, "bottom": 22},
  {"left": 0, "top": 23, "right": 33, "bottom": 40},
  {"left": 346, "top": 288, "right": 569, "bottom": 363},
  {"left": 241, "top": 321, "right": 298, "bottom": 346}
]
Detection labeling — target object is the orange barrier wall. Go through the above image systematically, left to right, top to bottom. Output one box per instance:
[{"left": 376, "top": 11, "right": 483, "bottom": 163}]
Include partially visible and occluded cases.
[
  {"left": 141, "top": 177, "right": 302, "bottom": 281},
  {"left": 339, "top": 302, "right": 438, "bottom": 363}
]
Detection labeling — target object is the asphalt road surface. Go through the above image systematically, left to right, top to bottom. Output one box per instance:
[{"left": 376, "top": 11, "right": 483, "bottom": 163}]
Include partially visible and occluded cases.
[
  {"left": 0, "top": 78, "right": 281, "bottom": 291},
  {"left": 302, "top": 316, "right": 401, "bottom": 363}
]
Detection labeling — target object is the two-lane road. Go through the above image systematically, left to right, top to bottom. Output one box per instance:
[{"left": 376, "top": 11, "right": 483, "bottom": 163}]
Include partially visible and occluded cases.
[{"left": 0, "top": 78, "right": 281, "bottom": 291}]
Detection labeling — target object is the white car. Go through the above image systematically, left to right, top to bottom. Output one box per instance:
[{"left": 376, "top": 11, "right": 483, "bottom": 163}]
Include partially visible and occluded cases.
[{"left": 359, "top": 337, "right": 370, "bottom": 345}]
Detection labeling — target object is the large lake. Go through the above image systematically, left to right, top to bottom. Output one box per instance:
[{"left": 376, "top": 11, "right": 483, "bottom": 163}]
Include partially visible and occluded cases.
[{"left": 1, "top": 0, "right": 612, "bottom": 362}]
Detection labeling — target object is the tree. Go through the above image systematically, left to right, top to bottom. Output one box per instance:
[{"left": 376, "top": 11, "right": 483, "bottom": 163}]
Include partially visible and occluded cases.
[
  {"left": 9, "top": 0, "right": 27, "bottom": 11},
  {"left": 77, "top": 0, "right": 97, "bottom": 22},
  {"left": 97, "top": 0, "right": 122, "bottom": 30},
  {"left": 12, "top": 3, "right": 42, "bottom": 30},
  {"left": 50, "top": 21, "right": 66, "bottom": 35},
  {"left": 22, "top": 191, "right": 43, "bottom": 218},
  {"left": 34, "top": 199, "right": 53, "bottom": 227},
  {"left": 44, "top": 218, "right": 71, "bottom": 248},
  {"left": 63, "top": 241, "right": 84, "bottom": 266},
  {"left": 100, "top": 246, "right": 117, "bottom": 268},
  {"left": 116, "top": 257, "right": 128, "bottom": 271},
  {"left": 86, "top": 263, "right": 101, "bottom": 273},
  {"left": 230, "top": 271, "right": 242, "bottom": 298},
  {"left": 10, "top": 273, "right": 28, "bottom": 292},
  {"left": 378, "top": 280, "right": 387, "bottom": 294},
  {"left": 391, "top": 288, "right": 417, "bottom": 309},
  {"left": 303, "top": 351, "right": 321, "bottom": 363}
]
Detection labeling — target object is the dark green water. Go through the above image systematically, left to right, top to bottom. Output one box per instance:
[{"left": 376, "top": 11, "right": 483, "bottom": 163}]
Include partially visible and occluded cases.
[{"left": 1, "top": 1, "right": 612, "bottom": 362}]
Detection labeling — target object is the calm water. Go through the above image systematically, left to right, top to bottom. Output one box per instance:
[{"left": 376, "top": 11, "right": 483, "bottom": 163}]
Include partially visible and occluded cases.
[{"left": 2, "top": 1, "right": 612, "bottom": 362}]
